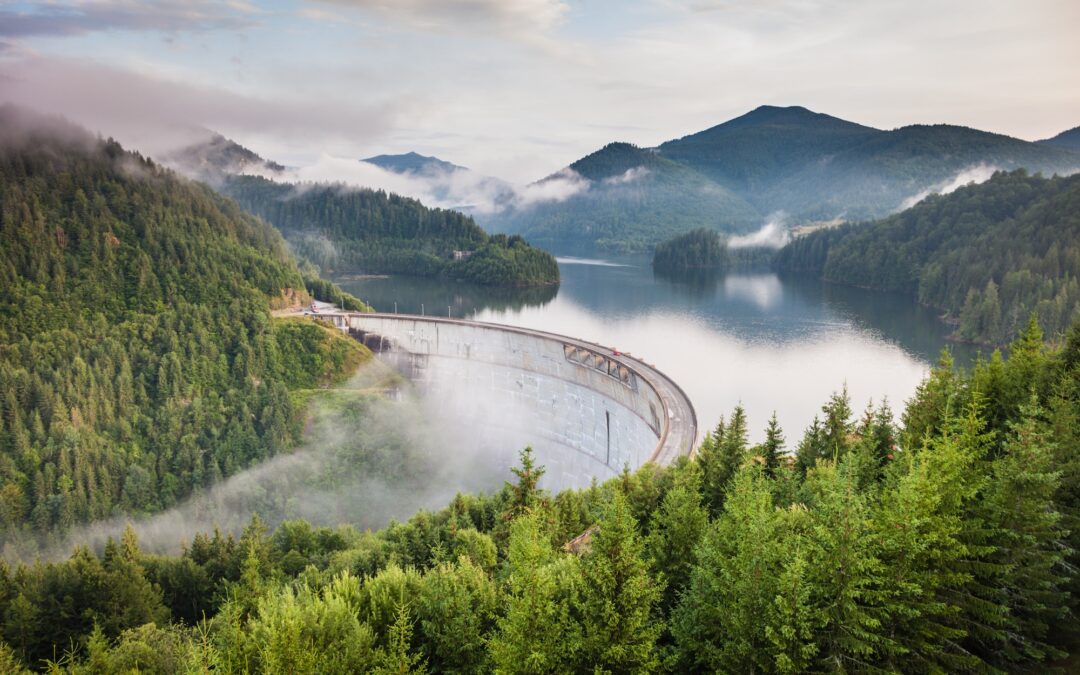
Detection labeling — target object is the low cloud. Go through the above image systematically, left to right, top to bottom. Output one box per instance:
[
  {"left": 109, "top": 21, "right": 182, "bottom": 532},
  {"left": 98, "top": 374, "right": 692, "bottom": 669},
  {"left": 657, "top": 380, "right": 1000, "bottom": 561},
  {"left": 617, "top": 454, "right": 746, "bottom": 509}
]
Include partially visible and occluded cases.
[
  {"left": 311, "top": 0, "right": 569, "bottom": 36},
  {"left": 0, "top": 1, "right": 256, "bottom": 39},
  {"left": 0, "top": 55, "right": 401, "bottom": 161},
  {"left": 242, "top": 153, "right": 587, "bottom": 214},
  {"left": 901, "top": 163, "right": 999, "bottom": 209},
  {"left": 602, "top": 166, "right": 650, "bottom": 186},
  {"left": 513, "top": 167, "right": 590, "bottom": 207},
  {"left": 728, "top": 215, "right": 791, "bottom": 249}
]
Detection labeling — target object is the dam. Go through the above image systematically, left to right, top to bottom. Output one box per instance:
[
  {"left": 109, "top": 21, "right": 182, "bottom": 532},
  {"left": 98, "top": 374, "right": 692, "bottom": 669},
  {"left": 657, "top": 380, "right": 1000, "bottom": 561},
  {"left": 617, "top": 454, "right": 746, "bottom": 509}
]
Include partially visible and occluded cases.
[{"left": 313, "top": 311, "right": 698, "bottom": 489}]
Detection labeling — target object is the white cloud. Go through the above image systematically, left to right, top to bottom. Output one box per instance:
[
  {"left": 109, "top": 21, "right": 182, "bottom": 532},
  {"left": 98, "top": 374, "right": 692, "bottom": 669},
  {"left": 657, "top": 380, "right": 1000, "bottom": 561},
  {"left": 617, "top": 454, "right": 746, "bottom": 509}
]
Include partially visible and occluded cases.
[
  {"left": 310, "top": 0, "right": 568, "bottom": 37},
  {"left": 0, "top": 1, "right": 257, "bottom": 38},
  {"left": 0, "top": 54, "right": 401, "bottom": 159},
  {"left": 245, "top": 153, "right": 586, "bottom": 214},
  {"left": 901, "top": 164, "right": 999, "bottom": 209},
  {"left": 602, "top": 166, "right": 650, "bottom": 185},
  {"left": 728, "top": 215, "right": 791, "bottom": 249}
]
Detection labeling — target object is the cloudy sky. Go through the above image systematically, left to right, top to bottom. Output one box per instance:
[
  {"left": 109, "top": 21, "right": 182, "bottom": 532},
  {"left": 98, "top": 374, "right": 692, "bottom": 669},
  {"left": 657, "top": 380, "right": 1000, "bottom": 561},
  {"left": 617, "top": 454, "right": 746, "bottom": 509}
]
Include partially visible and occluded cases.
[{"left": 1, "top": 0, "right": 1078, "bottom": 182}]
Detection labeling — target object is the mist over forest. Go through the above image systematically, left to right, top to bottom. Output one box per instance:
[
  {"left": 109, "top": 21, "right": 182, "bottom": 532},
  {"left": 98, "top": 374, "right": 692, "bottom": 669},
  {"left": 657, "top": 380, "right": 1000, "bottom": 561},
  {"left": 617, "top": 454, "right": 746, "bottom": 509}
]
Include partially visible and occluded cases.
[{"left": 2, "top": 1, "right": 1080, "bottom": 673}]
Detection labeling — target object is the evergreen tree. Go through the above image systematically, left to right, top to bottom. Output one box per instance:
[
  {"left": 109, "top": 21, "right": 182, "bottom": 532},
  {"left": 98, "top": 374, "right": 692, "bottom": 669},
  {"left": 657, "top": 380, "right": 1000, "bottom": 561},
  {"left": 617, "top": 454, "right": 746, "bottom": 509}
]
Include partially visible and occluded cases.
[
  {"left": 976, "top": 394, "right": 1069, "bottom": 666},
  {"left": 696, "top": 405, "right": 749, "bottom": 516},
  {"left": 759, "top": 411, "right": 786, "bottom": 478},
  {"left": 646, "top": 465, "right": 708, "bottom": 614},
  {"left": 672, "top": 466, "right": 782, "bottom": 672},
  {"left": 575, "top": 493, "right": 662, "bottom": 672},
  {"left": 488, "top": 514, "right": 580, "bottom": 673}
]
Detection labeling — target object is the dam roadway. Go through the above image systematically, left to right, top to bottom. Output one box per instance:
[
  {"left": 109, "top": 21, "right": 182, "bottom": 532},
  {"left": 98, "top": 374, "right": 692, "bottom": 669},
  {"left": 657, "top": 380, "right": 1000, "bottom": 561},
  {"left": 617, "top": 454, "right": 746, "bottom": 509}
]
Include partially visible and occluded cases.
[{"left": 310, "top": 310, "right": 699, "bottom": 485}]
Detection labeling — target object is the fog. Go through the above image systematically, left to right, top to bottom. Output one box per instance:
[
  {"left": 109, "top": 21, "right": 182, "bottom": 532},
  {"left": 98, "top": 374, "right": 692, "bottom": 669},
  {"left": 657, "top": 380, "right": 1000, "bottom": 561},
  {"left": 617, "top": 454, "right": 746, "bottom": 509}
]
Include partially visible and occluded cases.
[
  {"left": 901, "top": 163, "right": 1000, "bottom": 209},
  {"left": 728, "top": 216, "right": 791, "bottom": 249},
  {"left": 5, "top": 359, "right": 559, "bottom": 562}
]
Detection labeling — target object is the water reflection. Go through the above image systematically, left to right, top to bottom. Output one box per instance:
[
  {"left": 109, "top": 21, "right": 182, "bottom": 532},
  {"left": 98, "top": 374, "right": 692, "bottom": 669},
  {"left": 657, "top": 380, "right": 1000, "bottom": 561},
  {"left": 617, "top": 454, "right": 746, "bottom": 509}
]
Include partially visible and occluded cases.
[
  {"left": 335, "top": 258, "right": 976, "bottom": 443},
  {"left": 339, "top": 274, "right": 557, "bottom": 317},
  {"left": 723, "top": 274, "right": 784, "bottom": 311}
]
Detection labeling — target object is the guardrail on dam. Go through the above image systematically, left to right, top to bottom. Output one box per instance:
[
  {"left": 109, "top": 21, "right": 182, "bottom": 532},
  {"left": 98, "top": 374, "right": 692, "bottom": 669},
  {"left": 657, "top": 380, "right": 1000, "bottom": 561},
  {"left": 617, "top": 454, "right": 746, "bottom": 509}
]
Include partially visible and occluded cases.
[{"left": 316, "top": 311, "right": 698, "bottom": 489}]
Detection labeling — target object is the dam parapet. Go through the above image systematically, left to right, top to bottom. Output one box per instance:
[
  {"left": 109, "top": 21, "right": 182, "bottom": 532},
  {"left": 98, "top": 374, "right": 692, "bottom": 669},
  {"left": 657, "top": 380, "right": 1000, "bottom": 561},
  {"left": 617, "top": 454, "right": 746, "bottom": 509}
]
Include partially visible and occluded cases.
[{"left": 309, "top": 310, "right": 697, "bottom": 490}]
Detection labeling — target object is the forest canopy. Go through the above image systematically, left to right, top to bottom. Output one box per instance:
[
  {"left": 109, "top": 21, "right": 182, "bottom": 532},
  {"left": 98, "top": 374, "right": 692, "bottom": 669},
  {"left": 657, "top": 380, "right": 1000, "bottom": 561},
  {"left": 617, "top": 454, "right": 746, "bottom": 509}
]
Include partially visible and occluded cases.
[
  {"left": 0, "top": 108, "right": 367, "bottom": 548},
  {"left": 775, "top": 170, "right": 1080, "bottom": 345},
  {"left": 224, "top": 176, "right": 560, "bottom": 287},
  {"left": 0, "top": 319, "right": 1078, "bottom": 672}
]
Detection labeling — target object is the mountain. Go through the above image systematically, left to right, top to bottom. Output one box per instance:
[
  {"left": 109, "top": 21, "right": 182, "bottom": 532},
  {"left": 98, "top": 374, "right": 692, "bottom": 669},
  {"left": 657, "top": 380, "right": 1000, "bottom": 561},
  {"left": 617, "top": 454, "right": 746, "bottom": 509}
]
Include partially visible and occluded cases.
[
  {"left": 658, "top": 105, "right": 881, "bottom": 194},
  {"left": 0, "top": 106, "right": 367, "bottom": 541},
  {"left": 492, "top": 106, "right": 1080, "bottom": 254},
  {"left": 656, "top": 106, "right": 1080, "bottom": 221},
  {"left": 758, "top": 122, "right": 1080, "bottom": 220},
  {"left": 1039, "top": 125, "right": 1080, "bottom": 151},
  {"left": 162, "top": 130, "right": 285, "bottom": 182},
  {"left": 486, "top": 142, "right": 762, "bottom": 254},
  {"left": 362, "top": 151, "right": 466, "bottom": 174},
  {"left": 775, "top": 169, "right": 1080, "bottom": 344},
  {"left": 223, "top": 175, "right": 560, "bottom": 287}
]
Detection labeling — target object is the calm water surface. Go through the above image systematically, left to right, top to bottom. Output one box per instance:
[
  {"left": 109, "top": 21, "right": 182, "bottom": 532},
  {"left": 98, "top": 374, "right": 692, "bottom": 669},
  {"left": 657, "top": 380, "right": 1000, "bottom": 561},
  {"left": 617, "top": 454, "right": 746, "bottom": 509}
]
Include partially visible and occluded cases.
[{"left": 335, "top": 256, "right": 980, "bottom": 444}]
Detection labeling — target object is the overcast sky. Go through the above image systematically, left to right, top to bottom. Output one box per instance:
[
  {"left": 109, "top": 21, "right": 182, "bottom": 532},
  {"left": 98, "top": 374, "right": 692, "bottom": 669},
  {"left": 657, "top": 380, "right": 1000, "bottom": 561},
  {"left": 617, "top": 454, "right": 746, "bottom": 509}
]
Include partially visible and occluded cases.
[{"left": 1, "top": 0, "right": 1078, "bottom": 182}]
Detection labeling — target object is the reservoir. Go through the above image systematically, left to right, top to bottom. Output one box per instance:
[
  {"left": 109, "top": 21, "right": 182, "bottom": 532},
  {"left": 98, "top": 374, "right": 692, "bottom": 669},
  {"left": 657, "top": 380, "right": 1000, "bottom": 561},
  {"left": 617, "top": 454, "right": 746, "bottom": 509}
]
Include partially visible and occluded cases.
[{"left": 335, "top": 256, "right": 981, "bottom": 445}]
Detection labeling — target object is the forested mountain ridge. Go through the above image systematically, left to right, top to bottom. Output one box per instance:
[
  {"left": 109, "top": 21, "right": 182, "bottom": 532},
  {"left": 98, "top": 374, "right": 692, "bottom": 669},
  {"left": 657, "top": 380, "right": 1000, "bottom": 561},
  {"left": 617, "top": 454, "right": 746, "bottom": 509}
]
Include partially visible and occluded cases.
[
  {"left": 657, "top": 104, "right": 881, "bottom": 193},
  {"left": 490, "top": 106, "right": 1080, "bottom": 253},
  {"left": 656, "top": 106, "right": 1080, "bottom": 221},
  {"left": 0, "top": 108, "right": 368, "bottom": 545},
  {"left": 1040, "top": 125, "right": 1080, "bottom": 151},
  {"left": 162, "top": 131, "right": 285, "bottom": 183},
  {"left": 487, "top": 142, "right": 762, "bottom": 254},
  {"left": 775, "top": 169, "right": 1080, "bottom": 344},
  {"left": 223, "top": 175, "right": 560, "bottom": 286},
  {"left": 2, "top": 320, "right": 1079, "bottom": 672}
]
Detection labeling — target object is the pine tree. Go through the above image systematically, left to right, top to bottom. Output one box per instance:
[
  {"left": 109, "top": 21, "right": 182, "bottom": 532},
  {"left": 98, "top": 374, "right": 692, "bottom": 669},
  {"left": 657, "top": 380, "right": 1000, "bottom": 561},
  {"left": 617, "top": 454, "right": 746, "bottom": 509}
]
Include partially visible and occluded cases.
[
  {"left": 976, "top": 393, "right": 1069, "bottom": 666},
  {"left": 696, "top": 406, "right": 749, "bottom": 516},
  {"left": 760, "top": 411, "right": 785, "bottom": 478},
  {"left": 804, "top": 461, "right": 890, "bottom": 669},
  {"left": 646, "top": 465, "right": 708, "bottom": 613},
  {"left": 672, "top": 466, "right": 782, "bottom": 672},
  {"left": 576, "top": 493, "right": 661, "bottom": 672},
  {"left": 488, "top": 514, "right": 580, "bottom": 673},
  {"left": 765, "top": 547, "right": 820, "bottom": 675},
  {"left": 374, "top": 596, "right": 428, "bottom": 675}
]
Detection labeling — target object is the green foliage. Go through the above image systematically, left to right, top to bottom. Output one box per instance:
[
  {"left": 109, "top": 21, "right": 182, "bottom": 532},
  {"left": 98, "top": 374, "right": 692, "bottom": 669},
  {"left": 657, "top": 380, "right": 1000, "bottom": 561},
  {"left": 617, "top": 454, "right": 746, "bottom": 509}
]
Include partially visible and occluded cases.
[
  {"left": 0, "top": 111, "right": 364, "bottom": 544},
  {"left": 489, "top": 142, "right": 762, "bottom": 254},
  {"left": 777, "top": 170, "right": 1080, "bottom": 344},
  {"left": 224, "top": 175, "right": 560, "bottom": 287},
  {"left": 652, "top": 228, "right": 728, "bottom": 272},
  {"left": 3, "top": 316, "right": 1080, "bottom": 672},
  {"left": 574, "top": 493, "right": 661, "bottom": 672}
]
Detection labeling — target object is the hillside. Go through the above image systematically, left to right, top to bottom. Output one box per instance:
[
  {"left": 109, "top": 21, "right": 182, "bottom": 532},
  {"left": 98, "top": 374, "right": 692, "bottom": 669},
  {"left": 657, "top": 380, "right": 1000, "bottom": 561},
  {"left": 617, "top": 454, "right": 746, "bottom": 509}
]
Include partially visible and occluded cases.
[
  {"left": 658, "top": 104, "right": 880, "bottom": 194},
  {"left": 655, "top": 106, "right": 1080, "bottom": 221},
  {"left": 0, "top": 107, "right": 367, "bottom": 543},
  {"left": 493, "top": 107, "right": 1080, "bottom": 253},
  {"left": 762, "top": 123, "right": 1080, "bottom": 220},
  {"left": 1040, "top": 125, "right": 1080, "bottom": 151},
  {"left": 162, "top": 131, "right": 285, "bottom": 182},
  {"left": 488, "top": 142, "right": 762, "bottom": 254},
  {"left": 775, "top": 170, "right": 1080, "bottom": 344},
  {"left": 223, "top": 175, "right": 559, "bottom": 286},
  {"left": 3, "top": 326, "right": 1080, "bottom": 672}
]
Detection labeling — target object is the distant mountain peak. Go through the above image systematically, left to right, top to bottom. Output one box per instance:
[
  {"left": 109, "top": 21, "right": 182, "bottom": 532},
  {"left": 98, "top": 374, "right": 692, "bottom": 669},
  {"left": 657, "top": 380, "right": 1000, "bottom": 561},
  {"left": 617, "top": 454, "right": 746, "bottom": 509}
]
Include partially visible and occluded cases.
[
  {"left": 162, "top": 131, "right": 284, "bottom": 180},
  {"left": 362, "top": 152, "right": 466, "bottom": 174}
]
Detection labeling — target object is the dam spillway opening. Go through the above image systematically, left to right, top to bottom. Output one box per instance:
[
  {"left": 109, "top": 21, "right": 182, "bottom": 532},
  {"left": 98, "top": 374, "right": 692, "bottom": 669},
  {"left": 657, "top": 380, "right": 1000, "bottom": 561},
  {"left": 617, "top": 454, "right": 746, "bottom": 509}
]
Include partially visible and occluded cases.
[{"left": 327, "top": 313, "right": 698, "bottom": 492}]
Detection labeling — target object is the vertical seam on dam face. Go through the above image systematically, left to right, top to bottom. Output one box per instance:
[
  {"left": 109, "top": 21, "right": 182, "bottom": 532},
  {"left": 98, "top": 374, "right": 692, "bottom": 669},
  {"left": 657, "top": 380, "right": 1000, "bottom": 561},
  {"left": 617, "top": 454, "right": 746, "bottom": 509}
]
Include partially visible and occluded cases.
[{"left": 330, "top": 312, "right": 698, "bottom": 485}]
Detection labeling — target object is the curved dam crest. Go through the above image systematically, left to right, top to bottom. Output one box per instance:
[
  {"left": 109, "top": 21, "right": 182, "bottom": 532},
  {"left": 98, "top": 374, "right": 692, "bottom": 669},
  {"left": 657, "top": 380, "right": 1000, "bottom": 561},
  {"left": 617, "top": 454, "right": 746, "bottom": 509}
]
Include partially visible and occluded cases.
[{"left": 321, "top": 312, "right": 698, "bottom": 489}]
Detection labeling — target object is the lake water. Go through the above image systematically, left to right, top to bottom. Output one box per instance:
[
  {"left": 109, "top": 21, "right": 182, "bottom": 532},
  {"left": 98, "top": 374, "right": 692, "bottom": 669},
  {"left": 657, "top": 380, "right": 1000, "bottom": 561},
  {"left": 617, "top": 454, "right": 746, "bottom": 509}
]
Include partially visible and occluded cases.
[{"left": 334, "top": 256, "right": 981, "bottom": 446}]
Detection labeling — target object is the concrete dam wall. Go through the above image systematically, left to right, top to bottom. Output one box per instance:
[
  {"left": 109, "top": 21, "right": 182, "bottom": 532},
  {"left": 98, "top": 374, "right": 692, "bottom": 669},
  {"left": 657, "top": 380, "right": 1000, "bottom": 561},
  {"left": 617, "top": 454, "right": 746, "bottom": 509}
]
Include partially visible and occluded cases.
[{"left": 321, "top": 312, "right": 698, "bottom": 490}]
